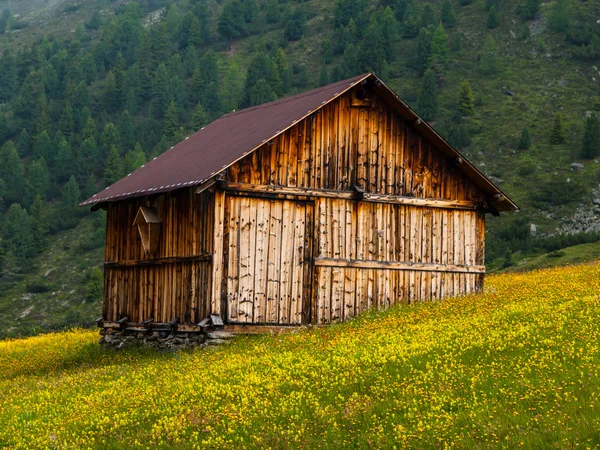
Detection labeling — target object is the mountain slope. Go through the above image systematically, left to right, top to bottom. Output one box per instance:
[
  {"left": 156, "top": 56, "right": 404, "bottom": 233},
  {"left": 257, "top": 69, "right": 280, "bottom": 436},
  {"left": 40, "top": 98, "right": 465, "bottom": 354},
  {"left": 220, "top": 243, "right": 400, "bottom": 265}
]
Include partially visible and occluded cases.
[{"left": 0, "top": 0, "right": 599, "bottom": 335}]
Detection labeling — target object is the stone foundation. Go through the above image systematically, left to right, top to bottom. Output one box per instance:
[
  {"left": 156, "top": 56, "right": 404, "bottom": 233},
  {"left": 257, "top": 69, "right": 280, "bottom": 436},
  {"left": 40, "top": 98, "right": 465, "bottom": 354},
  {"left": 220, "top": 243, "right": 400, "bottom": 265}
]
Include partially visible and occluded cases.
[{"left": 99, "top": 328, "right": 235, "bottom": 351}]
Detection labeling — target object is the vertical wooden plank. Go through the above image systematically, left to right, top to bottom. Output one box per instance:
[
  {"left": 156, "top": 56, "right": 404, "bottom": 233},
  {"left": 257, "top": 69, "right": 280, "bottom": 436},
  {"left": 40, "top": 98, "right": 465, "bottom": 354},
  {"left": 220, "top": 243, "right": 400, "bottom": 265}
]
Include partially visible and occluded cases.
[
  {"left": 211, "top": 190, "right": 226, "bottom": 317},
  {"left": 227, "top": 197, "right": 240, "bottom": 322},
  {"left": 253, "top": 199, "right": 268, "bottom": 323},
  {"left": 266, "top": 200, "right": 282, "bottom": 323},
  {"left": 279, "top": 200, "right": 292, "bottom": 324}
]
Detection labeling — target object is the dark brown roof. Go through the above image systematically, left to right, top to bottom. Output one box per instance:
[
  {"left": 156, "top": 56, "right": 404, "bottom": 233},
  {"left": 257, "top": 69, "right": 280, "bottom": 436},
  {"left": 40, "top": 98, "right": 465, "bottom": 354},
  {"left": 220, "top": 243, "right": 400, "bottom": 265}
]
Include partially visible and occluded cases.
[{"left": 81, "top": 73, "right": 517, "bottom": 212}]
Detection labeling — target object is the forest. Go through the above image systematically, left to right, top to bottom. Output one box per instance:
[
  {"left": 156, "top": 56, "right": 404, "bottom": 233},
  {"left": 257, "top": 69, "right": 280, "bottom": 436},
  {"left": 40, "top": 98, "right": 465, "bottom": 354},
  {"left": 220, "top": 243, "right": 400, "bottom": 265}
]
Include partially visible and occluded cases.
[{"left": 0, "top": 0, "right": 599, "bottom": 335}]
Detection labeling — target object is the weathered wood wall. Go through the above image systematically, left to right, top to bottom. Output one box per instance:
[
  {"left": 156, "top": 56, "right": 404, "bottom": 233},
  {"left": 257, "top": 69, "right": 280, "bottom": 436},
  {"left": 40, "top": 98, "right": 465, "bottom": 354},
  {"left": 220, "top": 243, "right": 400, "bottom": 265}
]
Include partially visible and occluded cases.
[
  {"left": 226, "top": 89, "right": 484, "bottom": 202},
  {"left": 104, "top": 189, "right": 213, "bottom": 323}
]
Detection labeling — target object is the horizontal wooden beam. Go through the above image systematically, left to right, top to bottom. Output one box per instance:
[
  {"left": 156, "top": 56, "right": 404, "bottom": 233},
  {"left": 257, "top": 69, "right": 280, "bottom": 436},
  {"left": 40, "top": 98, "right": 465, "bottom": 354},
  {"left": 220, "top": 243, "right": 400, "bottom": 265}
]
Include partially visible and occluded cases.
[
  {"left": 223, "top": 182, "right": 482, "bottom": 211},
  {"left": 105, "top": 253, "right": 212, "bottom": 268},
  {"left": 314, "top": 258, "right": 486, "bottom": 274},
  {"left": 223, "top": 324, "right": 304, "bottom": 335}
]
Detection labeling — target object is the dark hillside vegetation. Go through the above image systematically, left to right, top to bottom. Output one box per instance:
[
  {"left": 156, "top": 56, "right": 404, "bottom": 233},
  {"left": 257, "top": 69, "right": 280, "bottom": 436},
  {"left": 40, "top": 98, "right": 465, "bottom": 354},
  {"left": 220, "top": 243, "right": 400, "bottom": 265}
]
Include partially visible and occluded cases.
[{"left": 0, "top": 0, "right": 599, "bottom": 335}]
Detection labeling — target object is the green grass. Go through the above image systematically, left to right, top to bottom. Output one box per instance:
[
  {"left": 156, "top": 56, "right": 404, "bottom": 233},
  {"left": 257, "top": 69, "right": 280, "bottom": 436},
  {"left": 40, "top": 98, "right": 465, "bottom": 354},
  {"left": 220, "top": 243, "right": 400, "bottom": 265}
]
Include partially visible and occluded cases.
[{"left": 1, "top": 262, "right": 599, "bottom": 448}]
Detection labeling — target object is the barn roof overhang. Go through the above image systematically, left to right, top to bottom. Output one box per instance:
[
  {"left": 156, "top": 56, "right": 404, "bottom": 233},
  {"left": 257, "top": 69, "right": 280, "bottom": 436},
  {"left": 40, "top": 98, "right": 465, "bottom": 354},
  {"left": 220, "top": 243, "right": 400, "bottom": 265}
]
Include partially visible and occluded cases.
[{"left": 80, "top": 73, "right": 518, "bottom": 213}]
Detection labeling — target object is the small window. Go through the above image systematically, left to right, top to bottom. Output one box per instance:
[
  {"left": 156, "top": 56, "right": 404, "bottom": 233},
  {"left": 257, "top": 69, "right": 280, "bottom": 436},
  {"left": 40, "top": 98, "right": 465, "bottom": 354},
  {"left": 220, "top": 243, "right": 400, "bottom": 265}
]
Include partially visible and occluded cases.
[{"left": 133, "top": 206, "right": 162, "bottom": 254}]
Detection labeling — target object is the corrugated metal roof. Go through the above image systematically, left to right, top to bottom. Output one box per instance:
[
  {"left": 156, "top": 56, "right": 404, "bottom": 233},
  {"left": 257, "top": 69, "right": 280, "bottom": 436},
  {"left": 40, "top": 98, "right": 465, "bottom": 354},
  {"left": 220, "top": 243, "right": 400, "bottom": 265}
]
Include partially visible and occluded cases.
[{"left": 81, "top": 73, "right": 518, "bottom": 212}]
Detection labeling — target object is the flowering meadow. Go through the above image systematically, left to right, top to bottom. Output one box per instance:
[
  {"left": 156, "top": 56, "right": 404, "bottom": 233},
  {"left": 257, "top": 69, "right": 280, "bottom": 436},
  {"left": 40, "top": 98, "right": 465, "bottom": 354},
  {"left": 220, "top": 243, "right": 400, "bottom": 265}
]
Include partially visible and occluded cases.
[{"left": 1, "top": 262, "right": 600, "bottom": 449}]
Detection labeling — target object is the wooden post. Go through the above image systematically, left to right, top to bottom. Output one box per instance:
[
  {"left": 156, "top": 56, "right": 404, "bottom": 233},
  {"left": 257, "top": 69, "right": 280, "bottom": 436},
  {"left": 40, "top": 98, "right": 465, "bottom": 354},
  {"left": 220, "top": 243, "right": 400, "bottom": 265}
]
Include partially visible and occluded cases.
[{"left": 211, "top": 190, "right": 226, "bottom": 317}]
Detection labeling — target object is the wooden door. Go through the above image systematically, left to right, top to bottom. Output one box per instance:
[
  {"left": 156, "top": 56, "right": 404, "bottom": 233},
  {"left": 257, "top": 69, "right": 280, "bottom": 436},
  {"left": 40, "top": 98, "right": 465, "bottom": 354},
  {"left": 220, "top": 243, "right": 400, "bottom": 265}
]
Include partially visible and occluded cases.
[{"left": 226, "top": 196, "right": 312, "bottom": 325}]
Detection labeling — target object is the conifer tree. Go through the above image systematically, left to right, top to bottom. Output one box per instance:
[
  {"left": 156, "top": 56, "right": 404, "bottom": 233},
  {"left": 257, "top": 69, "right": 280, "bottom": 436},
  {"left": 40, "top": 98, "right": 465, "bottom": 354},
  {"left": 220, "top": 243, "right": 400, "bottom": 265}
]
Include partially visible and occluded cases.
[
  {"left": 218, "top": 0, "right": 246, "bottom": 44},
  {"left": 242, "top": 0, "right": 257, "bottom": 23},
  {"left": 265, "top": 0, "right": 281, "bottom": 24},
  {"left": 441, "top": 0, "right": 457, "bottom": 27},
  {"left": 485, "top": 0, "right": 499, "bottom": 11},
  {"left": 549, "top": 0, "right": 571, "bottom": 33},
  {"left": 420, "top": 3, "right": 437, "bottom": 29},
  {"left": 487, "top": 5, "right": 499, "bottom": 29},
  {"left": 284, "top": 6, "right": 306, "bottom": 41},
  {"left": 189, "top": 16, "right": 203, "bottom": 48},
  {"left": 430, "top": 23, "right": 449, "bottom": 65},
  {"left": 416, "top": 25, "right": 434, "bottom": 74},
  {"left": 480, "top": 35, "right": 500, "bottom": 74},
  {"left": 341, "top": 44, "right": 360, "bottom": 78},
  {"left": 272, "top": 49, "right": 292, "bottom": 96},
  {"left": 199, "top": 51, "right": 220, "bottom": 86},
  {"left": 221, "top": 60, "right": 245, "bottom": 112},
  {"left": 151, "top": 64, "right": 170, "bottom": 119},
  {"left": 319, "top": 64, "right": 329, "bottom": 87},
  {"left": 418, "top": 70, "right": 439, "bottom": 121},
  {"left": 103, "top": 71, "right": 120, "bottom": 113},
  {"left": 249, "top": 79, "right": 277, "bottom": 106},
  {"left": 458, "top": 80, "right": 475, "bottom": 116},
  {"left": 34, "top": 93, "right": 49, "bottom": 136},
  {"left": 59, "top": 100, "right": 74, "bottom": 138},
  {"left": 163, "top": 101, "right": 180, "bottom": 139},
  {"left": 192, "top": 103, "right": 208, "bottom": 130},
  {"left": 118, "top": 111, "right": 136, "bottom": 151},
  {"left": 549, "top": 113, "right": 566, "bottom": 144},
  {"left": 581, "top": 113, "right": 600, "bottom": 159},
  {"left": 82, "top": 117, "right": 97, "bottom": 142},
  {"left": 102, "top": 123, "right": 121, "bottom": 157},
  {"left": 518, "top": 127, "right": 531, "bottom": 149},
  {"left": 17, "top": 128, "right": 31, "bottom": 157},
  {"left": 33, "top": 131, "right": 53, "bottom": 164},
  {"left": 54, "top": 137, "right": 74, "bottom": 183},
  {"left": 80, "top": 138, "right": 99, "bottom": 176},
  {"left": 0, "top": 141, "right": 25, "bottom": 205},
  {"left": 125, "top": 143, "right": 147, "bottom": 174},
  {"left": 103, "top": 145, "right": 123, "bottom": 186},
  {"left": 27, "top": 157, "right": 50, "bottom": 200},
  {"left": 84, "top": 173, "right": 97, "bottom": 199},
  {"left": 62, "top": 175, "right": 81, "bottom": 210},
  {"left": 29, "top": 194, "right": 48, "bottom": 255},
  {"left": 2, "top": 203, "right": 33, "bottom": 265}
]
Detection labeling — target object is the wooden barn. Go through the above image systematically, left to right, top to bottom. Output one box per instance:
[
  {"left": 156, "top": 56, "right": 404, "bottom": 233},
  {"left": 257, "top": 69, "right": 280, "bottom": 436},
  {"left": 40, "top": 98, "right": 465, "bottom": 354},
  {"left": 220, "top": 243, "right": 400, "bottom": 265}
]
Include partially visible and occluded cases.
[{"left": 82, "top": 73, "right": 517, "bottom": 332}]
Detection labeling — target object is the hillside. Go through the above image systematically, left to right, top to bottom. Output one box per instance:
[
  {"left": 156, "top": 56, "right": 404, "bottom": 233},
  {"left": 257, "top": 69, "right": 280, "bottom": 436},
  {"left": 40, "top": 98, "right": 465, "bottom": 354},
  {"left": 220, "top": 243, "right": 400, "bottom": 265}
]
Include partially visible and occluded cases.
[
  {"left": 0, "top": 0, "right": 600, "bottom": 335},
  {"left": 1, "top": 262, "right": 599, "bottom": 448}
]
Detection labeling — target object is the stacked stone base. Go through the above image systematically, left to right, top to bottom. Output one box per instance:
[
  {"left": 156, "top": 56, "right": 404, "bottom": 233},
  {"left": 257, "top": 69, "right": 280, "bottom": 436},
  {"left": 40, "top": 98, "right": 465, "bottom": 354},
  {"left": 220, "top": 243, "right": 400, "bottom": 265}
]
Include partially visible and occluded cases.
[{"left": 99, "top": 328, "right": 235, "bottom": 351}]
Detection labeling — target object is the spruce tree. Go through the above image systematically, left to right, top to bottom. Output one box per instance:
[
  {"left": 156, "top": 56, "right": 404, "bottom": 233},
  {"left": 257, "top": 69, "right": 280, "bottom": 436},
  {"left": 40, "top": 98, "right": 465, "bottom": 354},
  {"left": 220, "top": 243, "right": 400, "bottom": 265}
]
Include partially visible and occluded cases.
[
  {"left": 218, "top": 0, "right": 246, "bottom": 44},
  {"left": 265, "top": 0, "right": 281, "bottom": 24},
  {"left": 441, "top": 0, "right": 457, "bottom": 28},
  {"left": 549, "top": 0, "right": 571, "bottom": 33},
  {"left": 420, "top": 3, "right": 437, "bottom": 29},
  {"left": 487, "top": 5, "right": 499, "bottom": 29},
  {"left": 380, "top": 7, "right": 399, "bottom": 59},
  {"left": 188, "top": 16, "right": 203, "bottom": 48},
  {"left": 430, "top": 24, "right": 449, "bottom": 65},
  {"left": 416, "top": 25, "right": 434, "bottom": 75},
  {"left": 480, "top": 35, "right": 500, "bottom": 75},
  {"left": 221, "top": 60, "right": 245, "bottom": 112},
  {"left": 151, "top": 64, "right": 170, "bottom": 119},
  {"left": 319, "top": 64, "right": 329, "bottom": 87},
  {"left": 418, "top": 70, "right": 439, "bottom": 121},
  {"left": 249, "top": 79, "right": 277, "bottom": 106},
  {"left": 458, "top": 80, "right": 475, "bottom": 116},
  {"left": 59, "top": 100, "right": 74, "bottom": 138},
  {"left": 163, "top": 101, "right": 180, "bottom": 139},
  {"left": 192, "top": 103, "right": 208, "bottom": 130},
  {"left": 118, "top": 111, "right": 136, "bottom": 152},
  {"left": 549, "top": 113, "right": 566, "bottom": 144},
  {"left": 581, "top": 113, "right": 600, "bottom": 159},
  {"left": 518, "top": 127, "right": 531, "bottom": 149},
  {"left": 17, "top": 128, "right": 31, "bottom": 157},
  {"left": 33, "top": 131, "right": 53, "bottom": 163},
  {"left": 54, "top": 137, "right": 74, "bottom": 183},
  {"left": 0, "top": 141, "right": 25, "bottom": 205},
  {"left": 125, "top": 143, "right": 147, "bottom": 174},
  {"left": 104, "top": 145, "right": 123, "bottom": 186},
  {"left": 27, "top": 157, "right": 50, "bottom": 200},
  {"left": 84, "top": 173, "right": 97, "bottom": 199},
  {"left": 62, "top": 175, "right": 81, "bottom": 211},
  {"left": 29, "top": 194, "right": 48, "bottom": 255},
  {"left": 2, "top": 203, "right": 33, "bottom": 265}
]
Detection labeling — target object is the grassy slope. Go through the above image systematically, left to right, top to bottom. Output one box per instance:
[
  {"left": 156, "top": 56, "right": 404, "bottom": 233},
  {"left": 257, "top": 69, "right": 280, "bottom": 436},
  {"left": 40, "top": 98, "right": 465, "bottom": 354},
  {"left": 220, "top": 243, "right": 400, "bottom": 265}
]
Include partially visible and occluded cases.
[
  {"left": 2, "top": 0, "right": 600, "bottom": 334},
  {"left": 0, "top": 214, "right": 104, "bottom": 338},
  {"left": 1, "top": 262, "right": 599, "bottom": 449}
]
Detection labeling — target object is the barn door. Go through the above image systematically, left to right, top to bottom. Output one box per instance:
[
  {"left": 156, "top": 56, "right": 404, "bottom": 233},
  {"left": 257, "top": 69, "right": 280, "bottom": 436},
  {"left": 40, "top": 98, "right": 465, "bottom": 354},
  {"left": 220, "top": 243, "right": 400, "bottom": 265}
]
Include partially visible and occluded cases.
[{"left": 226, "top": 196, "right": 312, "bottom": 325}]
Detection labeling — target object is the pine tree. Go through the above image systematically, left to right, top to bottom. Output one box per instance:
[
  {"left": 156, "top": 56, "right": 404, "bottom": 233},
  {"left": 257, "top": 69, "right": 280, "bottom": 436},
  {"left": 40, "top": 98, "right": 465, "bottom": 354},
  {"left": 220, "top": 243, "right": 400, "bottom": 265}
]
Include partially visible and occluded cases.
[
  {"left": 218, "top": 0, "right": 246, "bottom": 44},
  {"left": 242, "top": 0, "right": 257, "bottom": 23},
  {"left": 265, "top": 0, "right": 281, "bottom": 24},
  {"left": 441, "top": 0, "right": 457, "bottom": 27},
  {"left": 485, "top": 0, "right": 499, "bottom": 11},
  {"left": 549, "top": 0, "right": 571, "bottom": 33},
  {"left": 420, "top": 3, "right": 437, "bottom": 29},
  {"left": 487, "top": 5, "right": 499, "bottom": 29},
  {"left": 284, "top": 6, "right": 306, "bottom": 41},
  {"left": 85, "top": 9, "right": 102, "bottom": 30},
  {"left": 189, "top": 16, "right": 203, "bottom": 48},
  {"left": 430, "top": 23, "right": 449, "bottom": 65},
  {"left": 416, "top": 25, "right": 434, "bottom": 75},
  {"left": 450, "top": 32, "right": 462, "bottom": 52},
  {"left": 480, "top": 35, "right": 500, "bottom": 74},
  {"left": 341, "top": 43, "right": 360, "bottom": 78},
  {"left": 272, "top": 49, "right": 292, "bottom": 96},
  {"left": 199, "top": 50, "right": 220, "bottom": 87},
  {"left": 221, "top": 59, "right": 245, "bottom": 112},
  {"left": 151, "top": 64, "right": 170, "bottom": 119},
  {"left": 319, "top": 64, "right": 329, "bottom": 87},
  {"left": 418, "top": 70, "right": 439, "bottom": 121},
  {"left": 103, "top": 71, "right": 120, "bottom": 113},
  {"left": 249, "top": 79, "right": 277, "bottom": 106},
  {"left": 458, "top": 80, "right": 475, "bottom": 116},
  {"left": 34, "top": 93, "right": 49, "bottom": 136},
  {"left": 59, "top": 99, "right": 74, "bottom": 138},
  {"left": 163, "top": 101, "right": 180, "bottom": 139},
  {"left": 192, "top": 103, "right": 208, "bottom": 130},
  {"left": 118, "top": 110, "right": 136, "bottom": 152},
  {"left": 549, "top": 113, "right": 566, "bottom": 144},
  {"left": 581, "top": 113, "right": 600, "bottom": 159},
  {"left": 82, "top": 117, "right": 97, "bottom": 142},
  {"left": 102, "top": 123, "right": 122, "bottom": 157},
  {"left": 518, "top": 127, "right": 531, "bottom": 149},
  {"left": 17, "top": 128, "right": 31, "bottom": 157},
  {"left": 33, "top": 131, "right": 53, "bottom": 164},
  {"left": 54, "top": 137, "right": 74, "bottom": 183},
  {"left": 0, "top": 141, "right": 25, "bottom": 205},
  {"left": 125, "top": 143, "right": 147, "bottom": 173},
  {"left": 104, "top": 145, "right": 123, "bottom": 186},
  {"left": 27, "top": 157, "right": 50, "bottom": 200},
  {"left": 84, "top": 173, "right": 97, "bottom": 199},
  {"left": 62, "top": 175, "right": 81, "bottom": 211},
  {"left": 29, "top": 194, "right": 48, "bottom": 255},
  {"left": 2, "top": 203, "right": 33, "bottom": 265}
]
